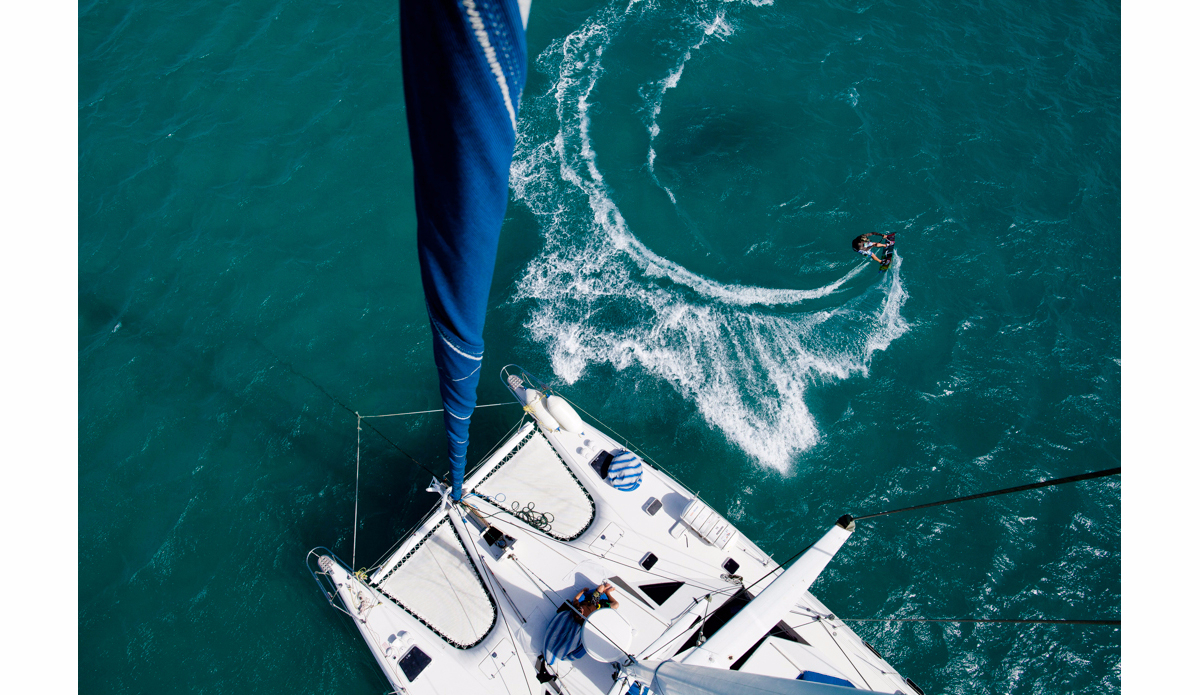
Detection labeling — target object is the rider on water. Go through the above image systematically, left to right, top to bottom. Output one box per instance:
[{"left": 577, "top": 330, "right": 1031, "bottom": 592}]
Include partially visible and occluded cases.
[{"left": 852, "top": 232, "right": 893, "bottom": 263}]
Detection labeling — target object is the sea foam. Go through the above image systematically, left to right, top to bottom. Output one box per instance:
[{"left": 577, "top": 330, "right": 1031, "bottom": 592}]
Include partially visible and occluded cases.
[{"left": 510, "top": 0, "right": 908, "bottom": 473}]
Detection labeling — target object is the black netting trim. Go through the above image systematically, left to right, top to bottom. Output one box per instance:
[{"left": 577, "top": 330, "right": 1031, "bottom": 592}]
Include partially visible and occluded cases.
[
  {"left": 471, "top": 429, "right": 596, "bottom": 542},
  {"left": 374, "top": 516, "right": 497, "bottom": 649}
]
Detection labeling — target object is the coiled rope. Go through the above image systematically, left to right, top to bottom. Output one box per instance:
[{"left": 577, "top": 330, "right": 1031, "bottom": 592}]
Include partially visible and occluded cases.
[{"left": 509, "top": 501, "right": 554, "bottom": 534}]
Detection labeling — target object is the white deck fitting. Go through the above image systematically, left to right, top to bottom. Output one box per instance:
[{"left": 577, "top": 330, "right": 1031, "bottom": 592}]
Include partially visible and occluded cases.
[
  {"left": 473, "top": 428, "right": 595, "bottom": 540},
  {"left": 679, "top": 497, "right": 736, "bottom": 549},
  {"left": 376, "top": 517, "right": 496, "bottom": 648}
]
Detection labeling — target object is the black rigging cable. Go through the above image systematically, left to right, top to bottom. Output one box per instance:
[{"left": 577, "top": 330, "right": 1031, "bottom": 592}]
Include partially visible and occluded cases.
[
  {"left": 254, "top": 337, "right": 442, "bottom": 479},
  {"left": 852, "top": 467, "right": 1121, "bottom": 521},
  {"left": 740, "top": 468, "right": 1121, "bottom": 604},
  {"left": 743, "top": 471, "right": 1124, "bottom": 632},
  {"left": 839, "top": 617, "right": 1119, "bottom": 626}
]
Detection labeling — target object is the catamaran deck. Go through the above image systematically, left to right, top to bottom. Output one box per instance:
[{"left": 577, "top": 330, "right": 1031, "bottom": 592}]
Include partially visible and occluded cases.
[{"left": 312, "top": 414, "right": 921, "bottom": 695}]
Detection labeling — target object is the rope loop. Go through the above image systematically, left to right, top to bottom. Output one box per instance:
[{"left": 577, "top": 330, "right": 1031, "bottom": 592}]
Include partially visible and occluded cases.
[{"left": 510, "top": 500, "right": 554, "bottom": 533}]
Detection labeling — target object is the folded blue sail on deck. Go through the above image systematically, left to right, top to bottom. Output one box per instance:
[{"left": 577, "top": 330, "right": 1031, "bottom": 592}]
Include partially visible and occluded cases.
[
  {"left": 402, "top": 0, "right": 527, "bottom": 500},
  {"left": 543, "top": 610, "right": 586, "bottom": 665}
]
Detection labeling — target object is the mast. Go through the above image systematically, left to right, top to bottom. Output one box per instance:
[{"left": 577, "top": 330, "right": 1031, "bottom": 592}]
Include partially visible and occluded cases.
[{"left": 402, "top": 0, "right": 529, "bottom": 499}]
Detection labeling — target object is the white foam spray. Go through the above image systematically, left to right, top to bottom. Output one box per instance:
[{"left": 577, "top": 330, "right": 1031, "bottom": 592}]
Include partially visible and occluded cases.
[
  {"left": 510, "top": 0, "right": 907, "bottom": 473},
  {"left": 641, "top": 8, "right": 733, "bottom": 200}
]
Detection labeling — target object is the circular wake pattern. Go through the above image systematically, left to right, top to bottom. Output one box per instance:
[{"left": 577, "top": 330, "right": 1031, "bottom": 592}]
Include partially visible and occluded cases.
[{"left": 510, "top": 0, "right": 907, "bottom": 472}]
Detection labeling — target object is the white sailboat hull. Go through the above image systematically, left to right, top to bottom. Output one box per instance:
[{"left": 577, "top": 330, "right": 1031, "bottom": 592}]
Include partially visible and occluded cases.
[{"left": 311, "top": 398, "right": 923, "bottom": 695}]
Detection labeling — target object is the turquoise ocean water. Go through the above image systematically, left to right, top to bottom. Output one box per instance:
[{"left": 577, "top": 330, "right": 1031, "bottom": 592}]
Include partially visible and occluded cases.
[{"left": 79, "top": 0, "right": 1120, "bottom": 692}]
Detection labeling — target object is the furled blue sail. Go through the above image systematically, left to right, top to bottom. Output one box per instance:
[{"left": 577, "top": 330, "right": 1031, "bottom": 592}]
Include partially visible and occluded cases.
[{"left": 401, "top": 0, "right": 528, "bottom": 500}]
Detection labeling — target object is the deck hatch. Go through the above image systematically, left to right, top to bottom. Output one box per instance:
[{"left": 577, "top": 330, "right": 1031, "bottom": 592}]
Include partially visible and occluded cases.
[{"left": 398, "top": 646, "right": 432, "bottom": 681}]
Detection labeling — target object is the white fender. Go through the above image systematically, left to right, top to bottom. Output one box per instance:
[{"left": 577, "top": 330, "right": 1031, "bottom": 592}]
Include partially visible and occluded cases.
[
  {"left": 524, "top": 389, "right": 561, "bottom": 432},
  {"left": 545, "top": 395, "right": 585, "bottom": 435}
]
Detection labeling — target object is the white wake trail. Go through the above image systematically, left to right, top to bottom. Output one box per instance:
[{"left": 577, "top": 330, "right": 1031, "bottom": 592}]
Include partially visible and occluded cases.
[
  {"left": 510, "top": 0, "right": 907, "bottom": 473},
  {"left": 643, "top": 9, "right": 733, "bottom": 203}
]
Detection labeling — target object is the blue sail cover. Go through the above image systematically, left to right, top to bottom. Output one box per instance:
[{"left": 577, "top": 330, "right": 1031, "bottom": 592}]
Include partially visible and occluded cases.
[{"left": 401, "top": 0, "right": 527, "bottom": 499}]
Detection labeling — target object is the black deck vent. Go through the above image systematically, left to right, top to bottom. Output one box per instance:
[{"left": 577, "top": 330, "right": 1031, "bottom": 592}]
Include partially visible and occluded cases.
[
  {"left": 588, "top": 450, "right": 614, "bottom": 478},
  {"left": 639, "top": 581, "right": 684, "bottom": 606},
  {"left": 676, "top": 588, "right": 753, "bottom": 654},
  {"left": 398, "top": 646, "right": 432, "bottom": 682}
]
